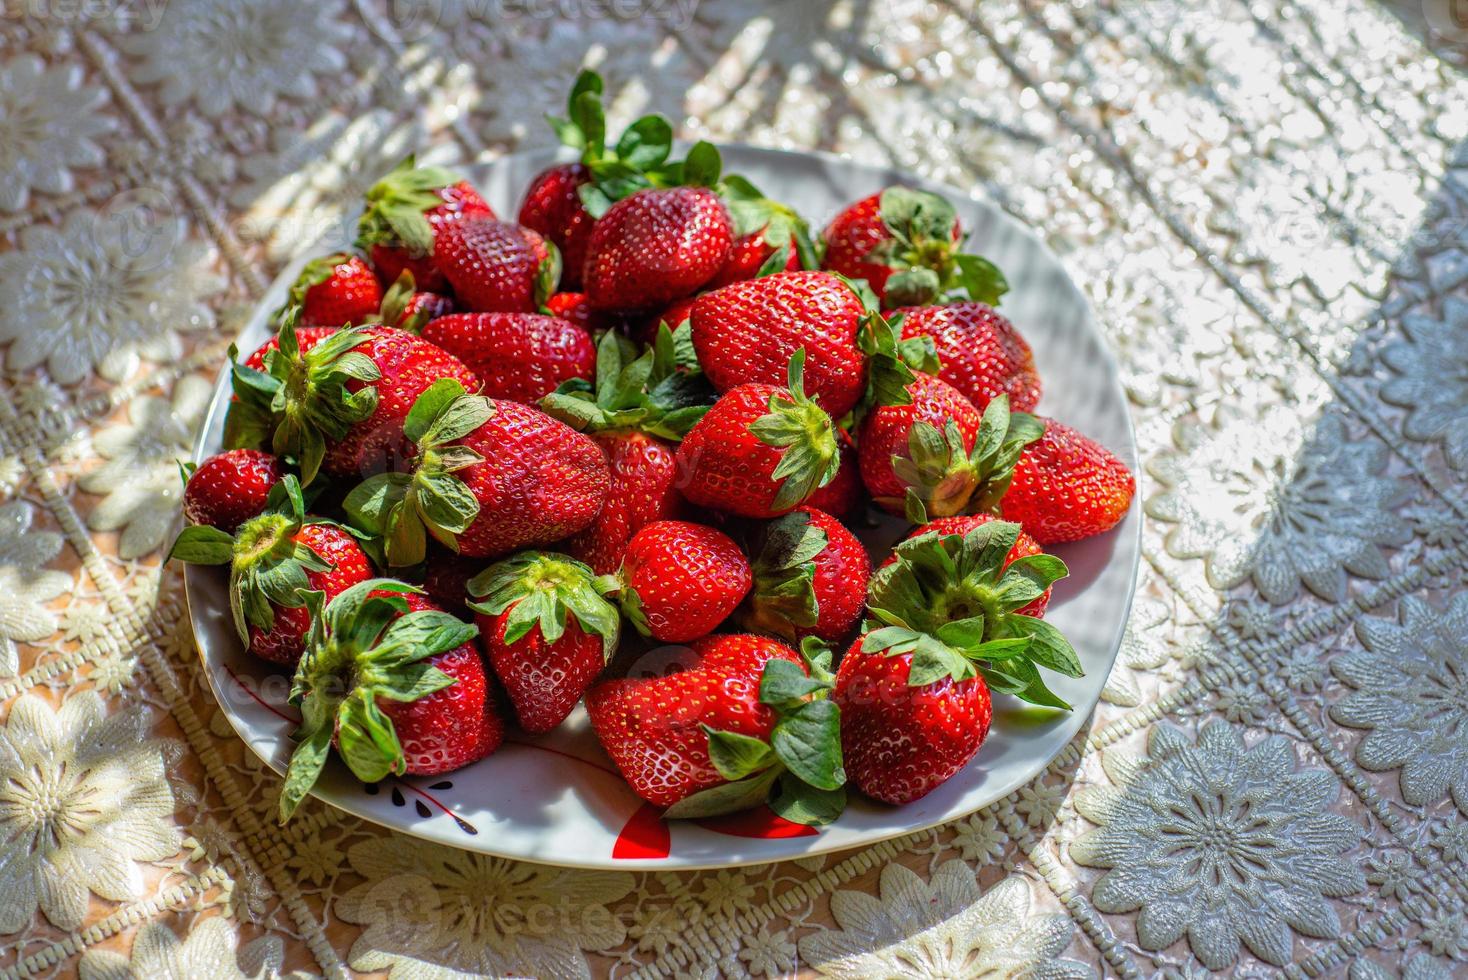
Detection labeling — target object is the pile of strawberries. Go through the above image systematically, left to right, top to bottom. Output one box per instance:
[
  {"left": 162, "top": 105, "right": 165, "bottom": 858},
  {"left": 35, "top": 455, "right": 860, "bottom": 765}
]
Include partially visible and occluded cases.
[{"left": 172, "top": 73, "right": 1135, "bottom": 826}]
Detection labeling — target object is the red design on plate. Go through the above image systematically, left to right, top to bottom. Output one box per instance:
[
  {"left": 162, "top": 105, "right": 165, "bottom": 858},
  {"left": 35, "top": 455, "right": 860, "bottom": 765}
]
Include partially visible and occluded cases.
[
  {"left": 612, "top": 803, "right": 670, "bottom": 859},
  {"left": 696, "top": 806, "right": 819, "bottom": 839}
]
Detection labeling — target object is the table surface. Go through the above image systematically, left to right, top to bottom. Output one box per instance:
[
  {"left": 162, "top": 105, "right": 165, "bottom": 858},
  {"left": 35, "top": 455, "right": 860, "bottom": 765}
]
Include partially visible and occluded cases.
[{"left": 1, "top": 2, "right": 1466, "bottom": 977}]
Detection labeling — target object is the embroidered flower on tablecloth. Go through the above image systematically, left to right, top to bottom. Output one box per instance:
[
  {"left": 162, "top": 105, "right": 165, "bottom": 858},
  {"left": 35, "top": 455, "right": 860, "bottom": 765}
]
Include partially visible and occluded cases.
[
  {"left": 117, "top": 0, "right": 352, "bottom": 118},
  {"left": 0, "top": 54, "right": 117, "bottom": 213},
  {"left": 0, "top": 208, "right": 223, "bottom": 385},
  {"left": 1380, "top": 297, "right": 1468, "bottom": 470},
  {"left": 82, "top": 376, "right": 212, "bottom": 560},
  {"left": 1146, "top": 407, "right": 1411, "bottom": 604},
  {"left": 0, "top": 502, "right": 72, "bottom": 677},
  {"left": 1332, "top": 594, "right": 1468, "bottom": 817},
  {"left": 0, "top": 692, "right": 179, "bottom": 932},
  {"left": 1071, "top": 721, "right": 1365, "bottom": 969},
  {"left": 951, "top": 811, "right": 1008, "bottom": 863},
  {"left": 1431, "top": 821, "right": 1468, "bottom": 866},
  {"left": 335, "top": 836, "right": 633, "bottom": 979},
  {"left": 1365, "top": 851, "right": 1421, "bottom": 901},
  {"left": 798, "top": 862, "right": 1092, "bottom": 978},
  {"left": 697, "top": 869, "right": 757, "bottom": 918},
  {"left": 1419, "top": 910, "right": 1468, "bottom": 960},
  {"left": 78, "top": 916, "right": 300, "bottom": 980},
  {"left": 737, "top": 925, "right": 798, "bottom": 977},
  {"left": 1350, "top": 953, "right": 1457, "bottom": 980}
]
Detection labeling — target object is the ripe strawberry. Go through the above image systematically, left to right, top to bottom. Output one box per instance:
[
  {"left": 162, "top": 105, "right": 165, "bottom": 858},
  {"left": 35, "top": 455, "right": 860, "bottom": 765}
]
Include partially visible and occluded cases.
[
  {"left": 357, "top": 157, "right": 494, "bottom": 292},
  {"left": 519, "top": 162, "right": 593, "bottom": 290},
  {"left": 706, "top": 174, "right": 814, "bottom": 288},
  {"left": 583, "top": 183, "right": 733, "bottom": 311},
  {"left": 821, "top": 187, "right": 1007, "bottom": 307},
  {"left": 434, "top": 217, "right": 559, "bottom": 314},
  {"left": 706, "top": 229, "right": 801, "bottom": 288},
  {"left": 285, "top": 253, "right": 383, "bottom": 328},
  {"left": 376, "top": 270, "right": 454, "bottom": 333},
  {"left": 691, "top": 271, "right": 868, "bottom": 418},
  {"left": 546, "top": 291, "right": 594, "bottom": 332},
  {"left": 631, "top": 294, "right": 700, "bottom": 347},
  {"left": 895, "top": 302, "right": 1041, "bottom": 412},
  {"left": 422, "top": 312, "right": 594, "bottom": 403},
  {"left": 224, "top": 318, "right": 479, "bottom": 484},
  {"left": 241, "top": 325, "right": 336, "bottom": 372},
  {"left": 540, "top": 325, "right": 715, "bottom": 573},
  {"left": 676, "top": 351, "right": 842, "bottom": 519},
  {"left": 344, "top": 380, "right": 609, "bottom": 566},
  {"left": 858, "top": 380, "right": 1041, "bottom": 522},
  {"left": 1000, "top": 419, "right": 1134, "bottom": 544},
  {"left": 803, "top": 428, "right": 862, "bottom": 518},
  {"left": 182, "top": 449, "right": 283, "bottom": 532},
  {"left": 169, "top": 477, "right": 372, "bottom": 666},
  {"left": 740, "top": 507, "right": 869, "bottom": 643},
  {"left": 837, "top": 518, "right": 1080, "bottom": 804},
  {"left": 614, "top": 520, "right": 750, "bottom": 643},
  {"left": 421, "top": 551, "right": 479, "bottom": 618},
  {"left": 467, "top": 551, "right": 619, "bottom": 733},
  {"left": 279, "top": 581, "right": 503, "bottom": 820},
  {"left": 586, "top": 633, "right": 846, "bottom": 822}
]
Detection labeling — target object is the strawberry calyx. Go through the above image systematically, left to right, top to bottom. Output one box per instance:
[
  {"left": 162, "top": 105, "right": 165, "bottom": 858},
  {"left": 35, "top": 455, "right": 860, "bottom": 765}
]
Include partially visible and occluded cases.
[
  {"left": 549, "top": 70, "right": 683, "bottom": 218},
  {"left": 356, "top": 155, "right": 464, "bottom": 256},
  {"left": 719, "top": 173, "right": 819, "bottom": 275},
  {"left": 868, "top": 187, "right": 1009, "bottom": 307},
  {"left": 285, "top": 252, "right": 352, "bottom": 309},
  {"left": 376, "top": 270, "right": 426, "bottom": 333},
  {"left": 837, "top": 273, "right": 942, "bottom": 415},
  {"left": 268, "top": 317, "right": 383, "bottom": 486},
  {"left": 539, "top": 324, "right": 714, "bottom": 440},
  {"left": 749, "top": 350, "right": 843, "bottom": 512},
  {"left": 343, "top": 379, "right": 493, "bottom": 568},
  {"left": 881, "top": 393, "right": 1045, "bottom": 524},
  {"left": 168, "top": 475, "right": 333, "bottom": 647},
  {"left": 739, "top": 510, "right": 828, "bottom": 639},
  {"left": 863, "top": 519, "right": 1080, "bottom": 708},
  {"left": 467, "top": 550, "right": 620, "bottom": 660},
  {"left": 279, "top": 579, "right": 479, "bottom": 821},
  {"left": 664, "top": 639, "right": 847, "bottom": 826}
]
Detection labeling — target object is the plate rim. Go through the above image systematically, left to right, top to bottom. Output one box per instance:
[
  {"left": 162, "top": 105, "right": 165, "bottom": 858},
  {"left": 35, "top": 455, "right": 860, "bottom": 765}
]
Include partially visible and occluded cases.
[{"left": 183, "top": 142, "right": 1141, "bottom": 870}]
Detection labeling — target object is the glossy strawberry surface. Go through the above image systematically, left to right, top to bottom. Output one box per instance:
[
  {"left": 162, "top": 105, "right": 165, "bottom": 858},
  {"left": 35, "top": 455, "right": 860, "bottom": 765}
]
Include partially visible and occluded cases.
[
  {"left": 518, "top": 162, "right": 594, "bottom": 291},
  {"left": 369, "top": 181, "right": 495, "bottom": 292},
  {"left": 583, "top": 187, "right": 733, "bottom": 311},
  {"left": 435, "top": 218, "right": 554, "bottom": 314},
  {"left": 706, "top": 229, "right": 799, "bottom": 288},
  {"left": 297, "top": 255, "right": 383, "bottom": 328},
  {"left": 895, "top": 302, "right": 1040, "bottom": 412},
  {"left": 422, "top": 312, "right": 594, "bottom": 404},
  {"left": 857, "top": 372, "right": 983, "bottom": 504},
  {"left": 676, "top": 383, "right": 820, "bottom": 519},
  {"left": 1000, "top": 418, "right": 1135, "bottom": 544},
  {"left": 562, "top": 432, "right": 682, "bottom": 575},
  {"left": 183, "top": 449, "right": 282, "bottom": 532},
  {"left": 621, "top": 520, "right": 750, "bottom": 643},
  {"left": 247, "top": 524, "right": 372, "bottom": 667},
  {"left": 479, "top": 611, "right": 602, "bottom": 734}
]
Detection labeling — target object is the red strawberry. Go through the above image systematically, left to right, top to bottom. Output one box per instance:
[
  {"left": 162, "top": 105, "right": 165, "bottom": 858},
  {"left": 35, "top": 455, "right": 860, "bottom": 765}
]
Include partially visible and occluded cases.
[
  {"left": 357, "top": 157, "right": 494, "bottom": 292},
  {"left": 519, "top": 162, "right": 594, "bottom": 290},
  {"left": 583, "top": 184, "right": 733, "bottom": 311},
  {"left": 821, "top": 187, "right": 1007, "bottom": 308},
  {"left": 434, "top": 217, "right": 559, "bottom": 314},
  {"left": 707, "top": 229, "right": 801, "bottom": 288},
  {"left": 285, "top": 253, "right": 383, "bottom": 328},
  {"left": 376, "top": 269, "right": 455, "bottom": 333},
  {"left": 691, "top": 271, "right": 869, "bottom": 418},
  {"left": 546, "top": 291, "right": 594, "bottom": 332},
  {"left": 631, "top": 294, "right": 700, "bottom": 347},
  {"left": 895, "top": 302, "right": 1041, "bottom": 412},
  {"left": 422, "top": 312, "right": 594, "bottom": 404},
  {"left": 225, "top": 319, "right": 480, "bottom": 484},
  {"left": 241, "top": 325, "right": 336, "bottom": 372},
  {"left": 540, "top": 326, "right": 714, "bottom": 573},
  {"left": 676, "top": 351, "right": 842, "bottom": 519},
  {"left": 858, "top": 378, "right": 1044, "bottom": 522},
  {"left": 345, "top": 381, "right": 609, "bottom": 566},
  {"left": 1000, "top": 419, "right": 1135, "bottom": 544},
  {"left": 803, "top": 428, "right": 862, "bottom": 518},
  {"left": 183, "top": 449, "right": 283, "bottom": 532},
  {"left": 169, "top": 477, "right": 372, "bottom": 667},
  {"left": 741, "top": 507, "right": 869, "bottom": 643},
  {"left": 888, "top": 514, "right": 1052, "bottom": 618},
  {"left": 837, "top": 518, "right": 1080, "bottom": 804},
  {"left": 615, "top": 520, "right": 750, "bottom": 643},
  {"left": 421, "top": 551, "right": 479, "bottom": 618},
  {"left": 467, "top": 551, "right": 619, "bottom": 732},
  {"left": 279, "top": 582, "right": 503, "bottom": 820},
  {"left": 586, "top": 633, "right": 846, "bottom": 822}
]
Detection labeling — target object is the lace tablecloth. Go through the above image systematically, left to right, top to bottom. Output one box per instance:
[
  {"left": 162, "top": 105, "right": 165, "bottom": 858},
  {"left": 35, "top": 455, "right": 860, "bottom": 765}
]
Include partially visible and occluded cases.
[{"left": 2, "top": 1, "right": 1467, "bottom": 976}]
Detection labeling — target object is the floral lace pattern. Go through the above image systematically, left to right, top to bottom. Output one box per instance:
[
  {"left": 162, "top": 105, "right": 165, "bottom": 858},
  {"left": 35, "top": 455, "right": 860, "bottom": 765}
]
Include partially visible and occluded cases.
[{"left": 0, "top": 0, "right": 1465, "bottom": 975}]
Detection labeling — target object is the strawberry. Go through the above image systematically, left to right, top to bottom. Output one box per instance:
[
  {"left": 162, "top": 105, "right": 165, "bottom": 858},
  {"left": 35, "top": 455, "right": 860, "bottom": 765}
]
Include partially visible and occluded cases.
[
  {"left": 357, "top": 157, "right": 494, "bottom": 292},
  {"left": 519, "top": 162, "right": 594, "bottom": 290},
  {"left": 704, "top": 174, "right": 814, "bottom": 289},
  {"left": 583, "top": 177, "right": 733, "bottom": 311},
  {"left": 822, "top": 187, "right": 1010, "bottom": 308},
  {"left": 434, "top": 217, "right": 559, "bottom": 314},
  {"left": 706, "top": 229, "right": 802, "bottom": 288},
  {"left": 284, "top": 253, "right": 383, "bottom": 328},
  {"left": 376, "top": 270, "right": 454, "bottom": 333},
  {"left": 691, "top": 271, "right": 868, "bottom": 418},
  {"left": 546, "top": 291, "right": 594, "bottom": 332},
  {"left": 895, "top": 302, "right": 1041, "bottom": 412},
  {"left": 422, "top": 312, "right": 594, "bottom": 404},
  {"left": 224, "top": 317, "right": 479, "bottom": 484},
  {"left": 241, "top": 325, "right": 336, "bottom": 372},
  {"left": 540, "top": 326, "right": 715, "bottom": 573},
  {"left": 676, "top": 351, "right": 842, "bottom": 519},
  {"left": 344, "top": 380, "right": 609, "bottom": 566},
  {"left": 858, "top": 381, "right": 1042, "bottom": 522},
  {"left": 1000, "top": 419, "right": 1134, "bottom": 544},
  {"left": 803, "top": 428, "right": 862, "bottom": 518},
  {"left": 182, "top": 449, "right": 283, "bottom": 532},
  {"left": 169, "top": 477, "right": 372, "bottom": 666},
  {"left": 740, "top": 507, "right": 869, "bottom": 643},
  {"left": 893, "top": 514, "right": 1051, "bottom": 617},
  {"left": 836, "top": 519, "right": 1081, "bottom": 804},
  {"left": 613, "top": 520, "right": 750, "bottom": 643},
  {"left": 421, "top": 551, "right": 479, "bottom": 618},
  {"left": 467, "top": 551, "right": 619, "bottom": 732},
  {"left": 279, "top": 581, "right": 503, "bottom": 820},
  {"left": 586, "top": 633, "right": 846, "bottom": 823}
]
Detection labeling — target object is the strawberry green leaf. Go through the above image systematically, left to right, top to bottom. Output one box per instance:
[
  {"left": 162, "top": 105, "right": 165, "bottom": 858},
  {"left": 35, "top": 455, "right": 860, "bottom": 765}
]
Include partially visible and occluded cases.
[
  {"left": 616, "top": 115, "right": 674, "bottom": 170},
  {"left": 681, "top": 141, "right": 722, "bottom": 188},
  {"left": 950, "top": 253, "right": 1009, "bottom": 306},
  {"left": 748, "top": 350, "right": 841, "bottom": 511},
  {"left": 403, "top": 378, "right": 468, "bottom": 445},
  {"left": 343, "top": 472, "right": 412, "bottom": 537},
  {"left": 741, "top": 511, "right": 827, "bottom": 638},
  {"left": 168, "top": 525, "right": 236, "bottom": 565},
  {"left": 466, "top": 551, "right": 620, "bottom": 659},
  {"left": 994, "top": 553, "right": 1068, "bottom": 612},
  {"left": 1004, "top": 615, "right": 1083, "bottom": 677},
  {"left": 758, "top": 657, "right": 828, "bottom": 710},
  {"left": 371, "top": 662, "right": 456, "bottom": 704},
  {"left": 335, "top": 688, "right": 404, "bottom": 784},
  {"left": 769, "top": 699, "right": 844, "bottom": 791},
  {"left": 278, "top": 723, "right": 332, "bottom": 822},
  {"left": 704, "top": 726, "right": 777, "bottom": 781},
  {"left": 663, "top": 767, "right": 780, "bottom": 820},
  {"left": 769, "top": 772, "right": 846, "bottom": 826}
]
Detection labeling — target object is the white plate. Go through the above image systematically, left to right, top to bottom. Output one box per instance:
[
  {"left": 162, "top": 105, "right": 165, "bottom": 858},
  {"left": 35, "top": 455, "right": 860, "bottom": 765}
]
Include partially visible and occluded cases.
[{"left": 186, "top": 145, "right": 1140, "bottom": 870}]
